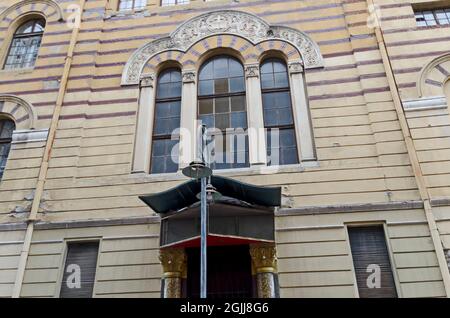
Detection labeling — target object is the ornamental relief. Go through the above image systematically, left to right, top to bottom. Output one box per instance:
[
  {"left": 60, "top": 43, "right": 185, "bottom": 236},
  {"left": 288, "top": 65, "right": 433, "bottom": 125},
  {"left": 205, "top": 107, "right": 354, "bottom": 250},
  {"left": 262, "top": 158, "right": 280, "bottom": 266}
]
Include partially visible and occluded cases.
[{"left": 122, "top": 10, "right": 323, "bottom": 85}]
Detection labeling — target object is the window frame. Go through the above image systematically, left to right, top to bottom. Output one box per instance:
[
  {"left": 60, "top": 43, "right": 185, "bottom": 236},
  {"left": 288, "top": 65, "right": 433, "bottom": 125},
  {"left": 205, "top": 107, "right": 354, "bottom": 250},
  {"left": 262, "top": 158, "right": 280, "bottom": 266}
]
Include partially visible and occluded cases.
[
  {"left": 118, "top": 0, "right": 147, "bottom": 11},
  {"left": 161, "top": 0, "right": 190, "bottom": 7},
  {"left": 414, "top": 8, "right": 450, "bottom": 27},
  {"left": 3, "top": 19, "right": 46, "bottom": 70},
  {"left": 197, "top": 55, "right": 250, "bottom": 170},
  {"left": 260, "top": 58, "right": 299, "bottom": 166},
  {"left": 150, "top": 68, "right": 182, "bottom": 174},
  {"left": 0, "top": 118, "right": 15, "bottom": 180},
  {"left": 345, "top": 222, "right": 401, "bottom": 298},
  {"left": 56, "top": 238, "right": 102, "bottom": 298}
]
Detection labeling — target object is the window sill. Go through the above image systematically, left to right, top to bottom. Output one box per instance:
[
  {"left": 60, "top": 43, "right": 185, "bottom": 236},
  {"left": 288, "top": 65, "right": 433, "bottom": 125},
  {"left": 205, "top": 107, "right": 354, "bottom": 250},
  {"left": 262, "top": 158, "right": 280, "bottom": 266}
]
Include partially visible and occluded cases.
[
  {"left": 0, "top": 67, "right": 34, "bottom": 75},
  {"left": 131, "top": 161, "right": 320, "bottom": 182}
]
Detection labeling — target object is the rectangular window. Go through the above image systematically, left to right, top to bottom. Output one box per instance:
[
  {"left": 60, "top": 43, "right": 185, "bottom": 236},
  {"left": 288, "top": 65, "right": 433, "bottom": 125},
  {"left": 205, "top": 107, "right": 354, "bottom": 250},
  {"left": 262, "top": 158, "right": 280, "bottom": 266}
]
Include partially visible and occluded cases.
[
  {"left": 118, "top": 0, "right": 147, "bottom": 11},
  {"left": 161, "top": 0, "right": 190, "bottom": 6},
  {"left": 415, "top": 8, "right": 450, "bottom": 26},
  {"left": 348, "top": 226, "right": 397, "bottom": 298},
  {"left": 60, "top": 241, "right": 99, "bottom": 298}
]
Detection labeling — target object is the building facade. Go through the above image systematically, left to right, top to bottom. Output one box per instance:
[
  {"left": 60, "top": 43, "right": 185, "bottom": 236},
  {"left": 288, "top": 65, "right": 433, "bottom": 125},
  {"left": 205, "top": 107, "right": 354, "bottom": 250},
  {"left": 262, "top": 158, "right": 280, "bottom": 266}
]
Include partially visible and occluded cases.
[{"left": 0, "top": 0, "right": 450, "bottom": 298}]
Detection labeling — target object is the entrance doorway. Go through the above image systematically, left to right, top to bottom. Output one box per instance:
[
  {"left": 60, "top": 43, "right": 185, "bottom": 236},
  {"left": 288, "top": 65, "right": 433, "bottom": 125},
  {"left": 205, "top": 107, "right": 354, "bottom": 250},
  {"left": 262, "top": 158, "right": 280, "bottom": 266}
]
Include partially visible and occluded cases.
[{"left": 186, "top": 245, "right": 253, "bottom": 298}]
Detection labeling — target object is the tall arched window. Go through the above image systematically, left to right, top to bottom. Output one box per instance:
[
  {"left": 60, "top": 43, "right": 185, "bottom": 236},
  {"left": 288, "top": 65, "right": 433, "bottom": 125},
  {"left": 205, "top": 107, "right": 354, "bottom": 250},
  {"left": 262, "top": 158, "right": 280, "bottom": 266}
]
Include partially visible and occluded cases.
[
  {"left": 4, "top": 19, "right": 46, "bottom": 70},
  {"left": 198, "top": 55, "right": 249, "bottom": 169},
  {"left": 261, "top": 58, "right": 299, "bottom": 165},
  {"left": 150, "top": 68, "right": 182, "bottom": 174},
  {"left": 0, "top": 118, "right": 15, "bottom": 179}
]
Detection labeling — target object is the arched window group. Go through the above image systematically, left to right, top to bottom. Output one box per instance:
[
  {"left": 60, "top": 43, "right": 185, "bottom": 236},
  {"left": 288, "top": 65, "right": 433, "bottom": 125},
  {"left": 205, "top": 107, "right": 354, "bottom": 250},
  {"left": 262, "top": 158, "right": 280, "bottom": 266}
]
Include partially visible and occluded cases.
[
  {"left": 4, "top": 19, "right": 45, "bottom": 70},
  {"left": 149, "top": 55, "right": 303, "bottom": 174}
]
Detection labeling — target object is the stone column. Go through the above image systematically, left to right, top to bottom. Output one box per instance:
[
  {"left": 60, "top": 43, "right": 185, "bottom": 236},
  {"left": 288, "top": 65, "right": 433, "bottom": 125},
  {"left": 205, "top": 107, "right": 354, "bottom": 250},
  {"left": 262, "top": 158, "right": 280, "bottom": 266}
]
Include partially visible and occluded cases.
[
  {"left": 288, "top": 61, "right": 316, "bottom": 161},
  {"left": 245, "top": 64, "right": 267, "bottom": 166},
  {"left": 179, "top": 70, "right": 197, "bottom": 170},
  {"left": 132, "top": 74, "right": 155, "bottom": 173},
  {"left": 250, "top": 243, "right": 278, "bottom": 298},
  {"left": 159, "top": 248, "right": 186, "bottom": 298}
]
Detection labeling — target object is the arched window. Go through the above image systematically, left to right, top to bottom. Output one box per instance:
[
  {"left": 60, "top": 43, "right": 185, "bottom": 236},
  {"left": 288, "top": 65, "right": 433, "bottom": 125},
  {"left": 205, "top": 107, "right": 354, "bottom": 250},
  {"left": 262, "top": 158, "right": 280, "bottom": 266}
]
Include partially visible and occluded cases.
[
  {"left": 4, "top": 19, "right": 45, "bottom": 70},
  {"left": 198, "top": 55, "right": 249, "bottom": 170},
  {"left": 261, "top": 58, "right": 299, "bottom": 165},
  {"left": 150, "top": 68, "right": 182, "bottom": 174},
  {"left": 0, "top": 118, "right": 15, "bottom": 179}
]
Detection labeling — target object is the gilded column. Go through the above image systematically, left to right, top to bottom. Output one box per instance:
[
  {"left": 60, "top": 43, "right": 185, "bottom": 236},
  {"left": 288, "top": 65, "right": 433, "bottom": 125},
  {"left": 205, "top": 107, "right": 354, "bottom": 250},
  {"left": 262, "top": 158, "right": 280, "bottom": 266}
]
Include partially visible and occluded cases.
[
  {"left": 250, "top": 243, "right": 278, "bottom": 298},
  {"left": 159, "top": 248, "right": 186, "bottom": 298}
]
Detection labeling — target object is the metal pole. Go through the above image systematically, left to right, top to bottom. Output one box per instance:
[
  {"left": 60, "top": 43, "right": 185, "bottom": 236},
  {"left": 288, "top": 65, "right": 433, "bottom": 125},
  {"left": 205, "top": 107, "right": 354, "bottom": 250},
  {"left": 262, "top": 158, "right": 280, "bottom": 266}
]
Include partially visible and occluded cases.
[{"left": 200, "top": 125, "right": 207, "bottom": 298}]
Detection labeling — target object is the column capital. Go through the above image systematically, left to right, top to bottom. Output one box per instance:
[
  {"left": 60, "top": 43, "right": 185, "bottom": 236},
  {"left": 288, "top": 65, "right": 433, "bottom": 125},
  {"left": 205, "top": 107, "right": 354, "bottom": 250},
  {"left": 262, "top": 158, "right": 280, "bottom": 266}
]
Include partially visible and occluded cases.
[
  {"left": 288, "top": 61, "right": 304, "bottom": 74},
  {"left": 245, "top": 64, "right": 260, "bottom": 78},
  {"left": 182, "top": 70, "right": 196, "bottom": 84},
  {"left": 140, "top": 74, "right": 155, "bottom": 88},
  {"left": 250, "top": 243, "right": 277, "bottom": 273},
  {"left": 159, "top": 248, "right": 186, "bottom": 278}
]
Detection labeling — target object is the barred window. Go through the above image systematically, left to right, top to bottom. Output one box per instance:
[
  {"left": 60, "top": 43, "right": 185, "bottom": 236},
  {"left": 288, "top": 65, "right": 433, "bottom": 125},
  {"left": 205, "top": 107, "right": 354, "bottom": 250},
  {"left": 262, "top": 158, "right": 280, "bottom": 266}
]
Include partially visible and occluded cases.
[
  {"left": 118, "top": 0, "right": 147, "bottom": 10},
  {"left": 161, "top": 0, "right": 190, "bottom": 6},
  {"left": 415, "top": 8, "right": 450, "bottom": 27},
  {"left": 4, "top": 19, "right": 45, "bottom": 70},
  {"left": 198, "top": 55, "right": 249, "bottom": 170},
  {"left": 261, "top": 58, "right": 298, "bottom": 166},
  {"left": 150, "top": 68, "right": 181, "bottom": 174},
  {"left": 0, "top": 118, "right": 15, "bottom": 180}
]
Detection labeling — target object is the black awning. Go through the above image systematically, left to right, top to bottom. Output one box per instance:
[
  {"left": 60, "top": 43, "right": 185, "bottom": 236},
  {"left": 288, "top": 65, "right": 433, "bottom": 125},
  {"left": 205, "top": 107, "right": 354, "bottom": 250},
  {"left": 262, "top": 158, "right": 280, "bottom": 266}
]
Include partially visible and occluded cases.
[{"left": 139, "top": 175, "right": 281, "bottom": 214}]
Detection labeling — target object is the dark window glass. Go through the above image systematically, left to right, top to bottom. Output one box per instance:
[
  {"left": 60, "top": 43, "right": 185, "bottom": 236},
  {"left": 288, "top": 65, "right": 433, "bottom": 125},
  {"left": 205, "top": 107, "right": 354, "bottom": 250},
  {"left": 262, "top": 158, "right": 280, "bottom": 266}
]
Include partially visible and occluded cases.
[
  {"left": 4, "top": 19, "right": 45, "bottom": 70},
  {"left": 198, "top": 56, "right": 249, "bottom": 170},
  {"left": 260, "top": 58, "right": 298, "bottom": 166},
  {"left": 151, "top": 68, "right": 181, "bottom": 174},
  {"left": 0, "top": 118, "right": 15, "bottom": 180},
  {"left": 348, "top": 226, "right": 398, "bottom": 298},
  {"left": 59, "top": 242, "right": 99, "bottom": 298}
]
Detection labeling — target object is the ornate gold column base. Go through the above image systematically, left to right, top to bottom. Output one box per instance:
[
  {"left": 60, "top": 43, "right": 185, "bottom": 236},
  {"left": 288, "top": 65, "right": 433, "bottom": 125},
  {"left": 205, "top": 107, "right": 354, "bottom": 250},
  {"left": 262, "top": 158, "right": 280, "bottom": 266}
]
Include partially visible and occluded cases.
[
  {"left": 250, "top": 243, "right": 278, "bottom": 298},
  {"left": 159, "top": 248, "right": 186, "bottom": 298},
  {"left": 256, "top": 272, "right": 276, "bottom": 298},
  {"left": 163, "top": 277, "right": 182, "bottom": 298}
]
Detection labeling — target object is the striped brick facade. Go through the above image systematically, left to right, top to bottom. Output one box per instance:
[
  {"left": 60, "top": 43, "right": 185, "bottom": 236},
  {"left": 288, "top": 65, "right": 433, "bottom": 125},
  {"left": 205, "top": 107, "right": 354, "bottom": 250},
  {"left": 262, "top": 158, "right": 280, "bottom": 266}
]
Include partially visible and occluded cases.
[{"left": 0, "top": 0, "right": 449, "bottom": 298}]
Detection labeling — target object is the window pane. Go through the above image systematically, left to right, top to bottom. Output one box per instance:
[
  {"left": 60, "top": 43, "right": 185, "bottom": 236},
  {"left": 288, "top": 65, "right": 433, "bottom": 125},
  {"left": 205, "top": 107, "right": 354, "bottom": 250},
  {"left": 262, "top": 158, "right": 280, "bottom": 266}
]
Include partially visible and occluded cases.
[
  {"left": 214, "top": 57, "right": 228, "bottom": 78},
  {"left": 274, "top": 72, "right": 289, "bottom": 88},
  {"left": 261, "top": 73, "right": 274, "bottom": 89},
  {"left": 229, "top": 76, "right": 245, "bottom": 93},
  {"left": 214, "top": 78, "right": 228, "bottom": 94},
  {"left": 199, "top": 80, "right": 214, "bottom": 95},
  {"left": 231, "top": 95, "right": 246, "bottom": 111},
  {"left": 215, "top": 97, "right": 229, "bottom": 113},
  {"left": 199, "top": 99, "right": 213, "bottom": 114},
  {"left": 151, "top": 139, "right": 179, "bottom": 174}
]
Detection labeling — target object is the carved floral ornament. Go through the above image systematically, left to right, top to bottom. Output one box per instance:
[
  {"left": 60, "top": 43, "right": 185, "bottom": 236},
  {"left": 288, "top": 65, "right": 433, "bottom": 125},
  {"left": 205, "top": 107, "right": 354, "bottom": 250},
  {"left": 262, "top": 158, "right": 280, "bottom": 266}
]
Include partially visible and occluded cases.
[{"left": 121, "top": 10, "right": 324, "bottom": 85}]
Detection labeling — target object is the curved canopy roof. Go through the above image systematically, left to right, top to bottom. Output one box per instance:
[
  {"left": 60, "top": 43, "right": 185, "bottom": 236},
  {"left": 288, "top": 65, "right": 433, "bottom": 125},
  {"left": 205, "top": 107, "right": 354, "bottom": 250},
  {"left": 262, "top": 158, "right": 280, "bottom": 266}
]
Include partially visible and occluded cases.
[{"left": 139, "top": 175, "right": 281, "bottom": 214}]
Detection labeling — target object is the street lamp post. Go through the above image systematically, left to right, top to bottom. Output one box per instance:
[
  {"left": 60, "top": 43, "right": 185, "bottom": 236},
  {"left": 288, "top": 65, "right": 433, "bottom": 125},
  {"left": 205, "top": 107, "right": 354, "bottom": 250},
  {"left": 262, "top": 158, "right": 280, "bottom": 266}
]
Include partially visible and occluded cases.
[{"left": 182, "top": 125, "right": 212, "bottom": 299}]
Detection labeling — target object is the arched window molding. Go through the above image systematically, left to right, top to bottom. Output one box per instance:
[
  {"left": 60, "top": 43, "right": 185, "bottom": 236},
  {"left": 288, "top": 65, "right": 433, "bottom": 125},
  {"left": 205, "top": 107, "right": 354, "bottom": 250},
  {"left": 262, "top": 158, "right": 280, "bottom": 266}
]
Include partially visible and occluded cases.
[{"left": 121, "top": 10, "right": 323, "bottom": 86}]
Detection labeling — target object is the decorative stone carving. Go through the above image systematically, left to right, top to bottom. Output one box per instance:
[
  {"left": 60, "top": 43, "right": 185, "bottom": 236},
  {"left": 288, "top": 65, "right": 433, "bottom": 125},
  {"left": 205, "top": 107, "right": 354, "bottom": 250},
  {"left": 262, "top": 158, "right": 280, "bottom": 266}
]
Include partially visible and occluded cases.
[
  {"left": 122, "top": 10, "right": 323, "bottom": 85},
  {"left": 288, "top": 61, "right": 304, "bottom": 74},
  {"left": 245, "top": 64, "right": 259, "bottom": 78},
  {"left": 182, "top": 71, "right": 196, "bottom": 84},
  {"left": 140, "top": 74, "right": 154, "bottom": 88}
]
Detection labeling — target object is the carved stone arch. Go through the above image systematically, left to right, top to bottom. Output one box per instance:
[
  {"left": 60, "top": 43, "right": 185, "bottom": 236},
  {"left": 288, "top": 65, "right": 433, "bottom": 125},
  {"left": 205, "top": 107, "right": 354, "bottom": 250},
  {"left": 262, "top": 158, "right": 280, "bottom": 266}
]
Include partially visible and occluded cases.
[
  {"left": 0, "top": 0, "right": 64, "bottom": 24},
  {"left": 121, "top": 10, "right": 323, "bottom": 85},
  {"left": 418, "top": 53, "right": 450, "bottom": 98},
  {"left": 0, "top": 95, "right": 37, "bottom": 130}
]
